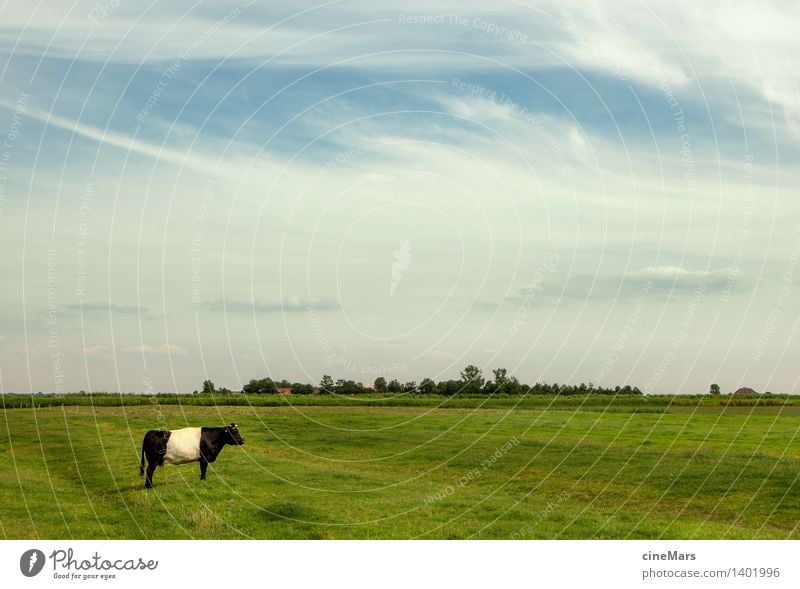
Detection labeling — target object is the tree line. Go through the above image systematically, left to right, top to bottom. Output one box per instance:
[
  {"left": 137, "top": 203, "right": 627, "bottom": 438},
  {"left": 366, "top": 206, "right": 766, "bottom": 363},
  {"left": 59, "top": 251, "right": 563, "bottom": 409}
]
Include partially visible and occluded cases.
[{"left": 201, "top": 365, "right": 646, "bottom": 396}]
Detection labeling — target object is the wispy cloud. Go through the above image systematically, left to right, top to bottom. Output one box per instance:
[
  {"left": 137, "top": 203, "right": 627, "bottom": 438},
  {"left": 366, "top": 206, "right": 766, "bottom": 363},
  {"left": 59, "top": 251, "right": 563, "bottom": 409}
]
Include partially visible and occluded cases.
[
  {"left": 546, "top": 0, "right": 800, "bottom": 136},
  {"left": 0, "top": 100, "right": 287, "bottom": 187},
  {"left": 481, "top": 265, "right": 751, "bottom": 310},
  {"left": 561, "top": 266, "right": 750, "bottom": 300},
  {"left": 203, "top": 297, "right": 340, "bottom": 313},
  {"left": 62, "top": 303, "right": 164, "bottom": 320},
  {"left": 64, "top": 303, "right": 147, "bottom": 314},
  {"left": 83, "top": 345, "right": 111, "bottom": 356}
]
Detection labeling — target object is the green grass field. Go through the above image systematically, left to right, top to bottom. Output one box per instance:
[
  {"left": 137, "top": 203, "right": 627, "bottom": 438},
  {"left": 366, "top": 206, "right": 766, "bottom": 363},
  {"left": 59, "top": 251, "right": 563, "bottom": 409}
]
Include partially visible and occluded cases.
[{"left": 1, "top": 400, "right": 799, "bottom": 539}]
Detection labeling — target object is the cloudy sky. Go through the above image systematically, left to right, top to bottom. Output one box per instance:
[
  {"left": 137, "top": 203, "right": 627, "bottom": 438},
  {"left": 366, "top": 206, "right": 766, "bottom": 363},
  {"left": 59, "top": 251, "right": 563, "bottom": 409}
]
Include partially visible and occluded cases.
[{"left": 1, "top": 0, "right": 798, "bottom": 394}]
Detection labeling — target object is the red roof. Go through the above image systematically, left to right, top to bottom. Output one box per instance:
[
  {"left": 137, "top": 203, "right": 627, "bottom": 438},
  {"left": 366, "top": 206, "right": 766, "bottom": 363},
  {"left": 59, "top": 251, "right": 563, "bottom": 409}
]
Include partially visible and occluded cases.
[{"left": 733, "top": 387, "right": 758, "bottom": 396}]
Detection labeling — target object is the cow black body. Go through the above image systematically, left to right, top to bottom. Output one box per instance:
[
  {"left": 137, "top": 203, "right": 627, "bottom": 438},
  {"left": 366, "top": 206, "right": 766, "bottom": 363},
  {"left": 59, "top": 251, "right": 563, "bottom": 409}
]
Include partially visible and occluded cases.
[{"left": 139, "top": 423, "right": 244, "bottom": 488}]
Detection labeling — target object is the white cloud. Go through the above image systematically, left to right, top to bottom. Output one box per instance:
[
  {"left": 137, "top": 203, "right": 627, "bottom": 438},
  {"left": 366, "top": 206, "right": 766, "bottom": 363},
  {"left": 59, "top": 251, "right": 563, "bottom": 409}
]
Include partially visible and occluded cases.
[
  {"left": 545, "top": 0, "right": 800, "bottom": 135},
  {"left": 437, "top": 94, "right": 515, "bottom": 122},
  {"left": 0, "top": 101, "right": 285, "bottom": 186},
  {"left": 560, "top": 265, "right": 747, "bottom": 300},
  {"left": 628, "top": 266, "right": 732, "bottom": 281},
  {"left": 83, "top": 345, "right": 111, "bottom": 356}
]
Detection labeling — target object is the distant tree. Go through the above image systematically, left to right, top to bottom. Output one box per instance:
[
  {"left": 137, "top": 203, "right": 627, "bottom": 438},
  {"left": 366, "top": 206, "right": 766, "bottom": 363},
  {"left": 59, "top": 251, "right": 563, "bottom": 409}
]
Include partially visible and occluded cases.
[
  {"left": 460, "top": 365, "right": 485, "bottom": 387},
  {"left": 492, "top": 368, "right": 508, "bottom": 386},
  {"left": 319, "top": 375, "right": 335, "bottom": 394},
  {"left": 374, "top": 376, "right": 387, "bottom": 393},
  {"left": 504, "top": 376, "right": 523, "bottom": 395},
  {"left": 419, "top": 377, "right": 437, "bottom": 395},
  {"left": 243, "top": 378, "right": 277, "bottom": 395},
  {"left": 202, "top": 379, "right": 216, "bottom": 394},
  {"left": 334, "top": 379, "right": 365, "bottom": 395},
  {"left": 387, "top": 379, "right": 403, "bottom": 393},
  {"left": 438, "top": 379, "right": 467, "bottom": 396},
  {"left": 404, "top": 381, "right": 417, "bottom": 393},
  {"left": 291, "top": 383, "right": 314, "bottom": 395},
  {"left": 709, "top": 383, "right": 721, "bottom": 396},
  {"left": 218, "top": 387, "right": 232, "bottom": 394}
]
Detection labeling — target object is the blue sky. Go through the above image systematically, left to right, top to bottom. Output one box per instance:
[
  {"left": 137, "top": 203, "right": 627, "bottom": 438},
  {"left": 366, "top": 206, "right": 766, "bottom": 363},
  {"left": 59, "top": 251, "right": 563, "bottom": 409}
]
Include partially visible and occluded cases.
[{"left": 1, "top": 0, "right": 799, "bottom": 394}]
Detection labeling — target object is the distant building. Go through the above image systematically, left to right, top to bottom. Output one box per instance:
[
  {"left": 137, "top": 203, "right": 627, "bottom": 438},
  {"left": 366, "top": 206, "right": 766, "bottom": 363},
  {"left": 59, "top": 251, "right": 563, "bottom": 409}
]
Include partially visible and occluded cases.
[
  {"left": 277, "top": 387, "right": 292, "bottom": 395},
  {"left": 733, "top": 387, "right": 758, "bottom": 396}
]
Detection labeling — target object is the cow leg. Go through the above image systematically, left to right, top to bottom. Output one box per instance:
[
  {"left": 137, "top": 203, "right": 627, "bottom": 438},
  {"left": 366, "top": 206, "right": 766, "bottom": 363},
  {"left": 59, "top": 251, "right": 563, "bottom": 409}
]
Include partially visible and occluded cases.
[
  {"left": 199, "top": 457, "right": 208, "bottom": 480},
  {"left": 145, "top": 462, "right": 156, "bottom": 489}
]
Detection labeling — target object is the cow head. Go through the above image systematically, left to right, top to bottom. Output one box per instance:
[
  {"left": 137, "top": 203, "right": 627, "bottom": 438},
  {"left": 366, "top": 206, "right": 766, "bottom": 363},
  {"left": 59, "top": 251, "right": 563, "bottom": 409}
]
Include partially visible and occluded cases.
[{"left": 224, "top": 423, "right": 245, "bottom": 445}]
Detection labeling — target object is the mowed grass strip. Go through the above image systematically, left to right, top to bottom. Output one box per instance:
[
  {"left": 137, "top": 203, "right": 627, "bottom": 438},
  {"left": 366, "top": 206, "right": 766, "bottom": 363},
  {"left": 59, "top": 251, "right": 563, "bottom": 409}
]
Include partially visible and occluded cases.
[{"left": 0, "top": 405, "right": 798, "bottom": 539}]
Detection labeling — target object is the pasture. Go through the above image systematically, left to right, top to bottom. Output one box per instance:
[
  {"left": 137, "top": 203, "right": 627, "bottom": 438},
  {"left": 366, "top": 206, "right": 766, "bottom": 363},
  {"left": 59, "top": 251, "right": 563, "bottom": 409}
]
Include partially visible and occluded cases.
[{"left": 1, "top": 400, "right": 799, "bottom": 539}]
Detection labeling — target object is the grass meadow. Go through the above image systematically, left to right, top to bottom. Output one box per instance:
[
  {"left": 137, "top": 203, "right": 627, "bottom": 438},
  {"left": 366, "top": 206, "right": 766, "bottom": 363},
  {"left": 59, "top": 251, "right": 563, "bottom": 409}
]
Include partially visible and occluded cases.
[{"left": 1, "top": 397, "right": 799, "bottom": 539}]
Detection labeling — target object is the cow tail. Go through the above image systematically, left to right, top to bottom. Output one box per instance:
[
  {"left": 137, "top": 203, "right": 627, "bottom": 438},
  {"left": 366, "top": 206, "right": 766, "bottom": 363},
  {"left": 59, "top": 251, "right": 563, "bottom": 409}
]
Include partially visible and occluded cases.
[{"left": 140, "top": 438, "right": 146, "bottom": 476}]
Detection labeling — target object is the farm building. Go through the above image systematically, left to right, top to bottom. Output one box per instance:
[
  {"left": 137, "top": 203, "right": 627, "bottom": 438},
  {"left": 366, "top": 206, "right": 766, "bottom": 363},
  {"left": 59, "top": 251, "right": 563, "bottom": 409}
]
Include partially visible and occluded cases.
[{"left": 733, "top": 387, "right": 759, "bottom": 396}]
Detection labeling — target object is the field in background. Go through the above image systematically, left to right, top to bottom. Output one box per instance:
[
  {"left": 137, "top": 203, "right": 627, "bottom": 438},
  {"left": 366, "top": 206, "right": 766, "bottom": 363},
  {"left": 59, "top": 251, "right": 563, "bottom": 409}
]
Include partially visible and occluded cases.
[
  {"left": 4, "top": 391, "right": 800, "bottom": 410},
  {"left": 1, "top": 402, "right": 799, "bottom": 539}
]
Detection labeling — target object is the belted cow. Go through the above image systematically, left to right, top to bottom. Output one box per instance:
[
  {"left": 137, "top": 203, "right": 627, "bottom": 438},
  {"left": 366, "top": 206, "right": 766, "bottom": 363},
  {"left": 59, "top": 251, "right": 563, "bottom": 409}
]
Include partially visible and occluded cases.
[{"left": 139, "top": 423, "right": 245, "bottom": 488}]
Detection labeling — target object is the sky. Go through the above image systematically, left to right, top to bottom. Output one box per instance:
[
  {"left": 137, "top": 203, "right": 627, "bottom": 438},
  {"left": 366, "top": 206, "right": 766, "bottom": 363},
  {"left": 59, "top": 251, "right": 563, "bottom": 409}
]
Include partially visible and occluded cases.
[{"left": 0, "top": 0, "right": 799, "bottom": 394}]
